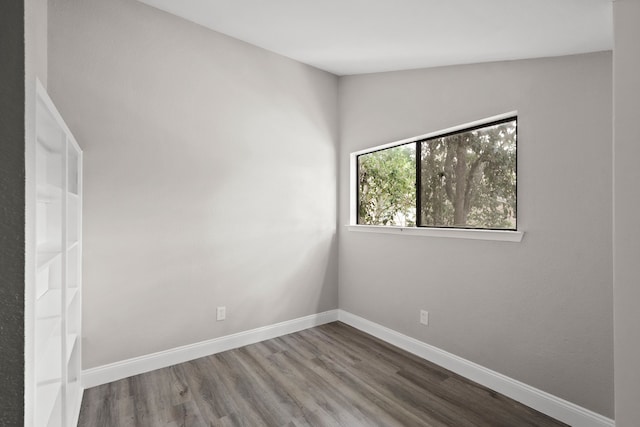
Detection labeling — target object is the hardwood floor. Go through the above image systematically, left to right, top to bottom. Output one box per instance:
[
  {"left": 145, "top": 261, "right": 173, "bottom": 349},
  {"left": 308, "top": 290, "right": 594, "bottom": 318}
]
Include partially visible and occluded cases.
[{"left": 78, "top": 322, "right": 567, "bottom": 427}]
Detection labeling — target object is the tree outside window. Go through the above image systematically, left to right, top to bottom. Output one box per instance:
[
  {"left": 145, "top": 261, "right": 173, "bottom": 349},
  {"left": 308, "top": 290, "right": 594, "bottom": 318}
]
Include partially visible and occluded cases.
[{"left": 357, "top": 118, "right": 516, "bottom": 230}]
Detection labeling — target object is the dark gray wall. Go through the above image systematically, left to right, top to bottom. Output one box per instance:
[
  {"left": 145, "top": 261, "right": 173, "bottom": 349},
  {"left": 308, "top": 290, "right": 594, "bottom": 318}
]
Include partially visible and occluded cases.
[{"left": 0, "top": 1, "right": 26, "bottom": 426}]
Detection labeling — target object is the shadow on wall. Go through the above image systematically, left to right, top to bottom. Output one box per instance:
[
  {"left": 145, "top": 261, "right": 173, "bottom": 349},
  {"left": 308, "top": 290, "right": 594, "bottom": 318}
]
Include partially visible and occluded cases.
[
  {"left": 49, "top": 0, "right": 340, "bottom": 369},
  {"left": 234, "top": 230, "right": 339, "bottom": 322}
]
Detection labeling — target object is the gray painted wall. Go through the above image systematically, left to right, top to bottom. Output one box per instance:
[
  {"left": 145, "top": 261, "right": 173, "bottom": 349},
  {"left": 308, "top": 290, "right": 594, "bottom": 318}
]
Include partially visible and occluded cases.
[
  {"left": 46, "top": 0, "right": 622, "bottom": 419},
  {"left": 48, "top": 0, "right": 339, "bottom": 369},
  {"left": 613, "top": 0, "right": 640, "bottom": 425},
  {"left": 0, "top": 2, "right": 25, "bottom": 424},
  {"left": 338, "top": 53, "right": 614, "bottom": 417}
]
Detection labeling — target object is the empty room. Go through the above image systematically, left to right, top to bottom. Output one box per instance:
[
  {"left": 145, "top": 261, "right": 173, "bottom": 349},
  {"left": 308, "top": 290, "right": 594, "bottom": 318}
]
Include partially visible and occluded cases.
[{"left": 3, "top": 0, "right": 640, "bottom": 426}]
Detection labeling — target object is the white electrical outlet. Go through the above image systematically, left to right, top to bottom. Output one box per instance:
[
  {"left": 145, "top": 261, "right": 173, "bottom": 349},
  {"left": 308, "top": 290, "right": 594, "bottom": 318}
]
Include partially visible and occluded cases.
[
  {"left": 216, "top": 306, "right": 226, "bottom": 321},
  {"left": 420, "top": 310, "right": 429, "bottom": 326}
]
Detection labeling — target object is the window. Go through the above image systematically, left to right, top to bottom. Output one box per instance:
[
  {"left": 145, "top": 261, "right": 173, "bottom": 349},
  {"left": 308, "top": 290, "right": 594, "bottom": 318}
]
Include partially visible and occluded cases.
[{"left": 356, "top": 116, "right": 517, "bottom": 231}]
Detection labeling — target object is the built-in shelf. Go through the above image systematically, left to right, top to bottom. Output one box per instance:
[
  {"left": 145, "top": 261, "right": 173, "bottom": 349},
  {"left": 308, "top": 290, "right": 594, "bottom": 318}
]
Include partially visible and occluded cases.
[
  {"left": 29, "top": 80, "right": 83, "bottom": 427},
  {"left": 36, "top": 132, "right": 64, "bottom": 154},
  {"left": 36, "top": 184, "right": 62, "bottom": 203},
  {"left": 37, "top": 240, "right": 62, "bottom": 252},
  {"left": 36, "top": 251, "right": 62, "bottom": 271},
  {"left": 66, "top": 287, "right": 79, "bottom": 308},
  {"left": 36, "top": 289, "right": 62, "bottom": 319},
  {"left": 35, "top": 317, "right": 60, "bottom": 347},
  {"left": 35, "top": 317, "right": 62, "bottom": 386},
  {"left": 66, "top": 334, "right": 78, "bottom": 364},
  {"left": 37, "top": 337, "right": 62, "bottom": 384},
  {"left": 66, "top": 381, "right": 81, "bottom": 424},
  {"left": 34, "top": 382, "right": 62, "bottom": 427}
]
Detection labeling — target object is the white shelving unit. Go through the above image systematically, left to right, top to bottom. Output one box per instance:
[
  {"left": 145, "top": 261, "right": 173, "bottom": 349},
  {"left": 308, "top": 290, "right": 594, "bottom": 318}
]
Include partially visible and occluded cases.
[{"left": 29, "top": 80, "right": 83, "bottom": 427}]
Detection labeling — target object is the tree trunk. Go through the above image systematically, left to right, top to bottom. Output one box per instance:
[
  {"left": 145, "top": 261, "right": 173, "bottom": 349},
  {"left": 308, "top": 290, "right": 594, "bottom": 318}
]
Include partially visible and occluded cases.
[
  {"left": 454, "top": 138, "right": 467, "bottom": 225},
  {"left": 444, "top": 143, "right": 455, "bottom": 203},
  {"left": 464, "top": 156, "right": 485, "bottom": 219}
]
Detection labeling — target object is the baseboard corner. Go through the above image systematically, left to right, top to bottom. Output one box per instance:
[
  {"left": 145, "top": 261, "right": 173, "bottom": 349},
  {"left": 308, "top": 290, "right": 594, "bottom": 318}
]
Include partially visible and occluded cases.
[
  {"left": 82, "top": 309, "right": 339, "bottom": 389},
  {"left": 337, "top": 309, "right": 614, "bottom": 427}
]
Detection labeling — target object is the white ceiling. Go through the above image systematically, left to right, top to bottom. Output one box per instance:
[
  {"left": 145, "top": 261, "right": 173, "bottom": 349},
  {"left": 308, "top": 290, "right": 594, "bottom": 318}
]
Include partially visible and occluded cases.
[{"left": 137, "top": 0, "right": 613, "bottom": 76}]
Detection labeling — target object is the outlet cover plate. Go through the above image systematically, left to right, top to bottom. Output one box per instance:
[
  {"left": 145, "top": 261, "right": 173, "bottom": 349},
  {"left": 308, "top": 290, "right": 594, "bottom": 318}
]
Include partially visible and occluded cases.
[{"left": 420, "top": 310, "right": 429, "bottom": 326}]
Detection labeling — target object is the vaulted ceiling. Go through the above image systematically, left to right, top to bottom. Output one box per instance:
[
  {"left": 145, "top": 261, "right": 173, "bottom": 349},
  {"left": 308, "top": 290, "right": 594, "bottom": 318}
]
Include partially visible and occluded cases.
[{"left": 137, "top": 0, "right": 613, "bottom": 75}]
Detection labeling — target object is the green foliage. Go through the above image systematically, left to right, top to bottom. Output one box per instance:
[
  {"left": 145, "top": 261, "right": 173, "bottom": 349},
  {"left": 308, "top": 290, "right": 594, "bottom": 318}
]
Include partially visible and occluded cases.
[
  {"left": 357, "top": 120, "right": 517, "bottom": 230},
  {"left": 420, "top": 120, "right": 516, "bottom": 229},
  {"left": 421, "top": 120, "right": 516, "bottom": 229},
  {"left": 358, "top": 145, "right": 416, "bottom": 226}
]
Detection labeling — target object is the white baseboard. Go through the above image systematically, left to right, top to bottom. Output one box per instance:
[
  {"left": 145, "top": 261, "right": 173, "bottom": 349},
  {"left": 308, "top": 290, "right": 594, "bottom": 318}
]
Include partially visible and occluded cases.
[
  {"left": 82, "top": 308, "right": 613, "bottom": 427},
  {"left": 82, "top": 309, "right": 339, "bottom": 389},
  {"left": 337, "top": 310, "right": 614, "bottom": 427}
]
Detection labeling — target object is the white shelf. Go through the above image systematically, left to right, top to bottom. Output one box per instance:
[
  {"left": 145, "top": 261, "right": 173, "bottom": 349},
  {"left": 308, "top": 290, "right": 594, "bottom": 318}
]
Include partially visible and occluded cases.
[
  {"left": 30, "top": 81, "right": 83, "bottom": 427},
  {"left": 36, "top": 127, "right": 64, "bottom": 153},
  {"left": 37, "top": 184, "right": 62, "bottom": 203},
  {"left": 37, "top": 240, "right": 62, "bottom": 252},
  {"left": 36, "top": 251, "right": 62, "bottom": 272},
  {"left": 66, "top": 288, "right": 79, "bottom": 309},
  {"left": 36, "top": 289, "right": 62, "bottom": 319},
  {"left": 35, "top": 316, "right": 59, "bottom": 344},
  {"left": 35, "top": 318, "right": 62, "bottom": 384},
  {"left": 66, "top": 334, "right": 78, "bottom": 364},
  {"left": 37, "top": 339, "right": 62, "bottom": 384},
  {"left": 66, "top": 379, "right": 82, "bottom": 427},
  {"left": 66, "top": 381, "right": 81, "bottom": 426},
  {"left": 35, "top": 382, "right": 62, "bottom": 427}
]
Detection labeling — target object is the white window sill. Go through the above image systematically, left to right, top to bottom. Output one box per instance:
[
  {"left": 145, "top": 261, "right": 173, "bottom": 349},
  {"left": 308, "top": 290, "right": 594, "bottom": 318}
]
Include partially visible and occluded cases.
[{"left": 346, "top": 225, "right": 524, "bottom": 242}]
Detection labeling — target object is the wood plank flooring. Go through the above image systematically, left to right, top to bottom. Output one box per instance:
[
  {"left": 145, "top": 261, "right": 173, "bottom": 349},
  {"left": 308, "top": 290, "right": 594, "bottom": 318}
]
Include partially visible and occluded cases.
[{"left": 78, "top": 322, "right": 568, "bottom": 427}]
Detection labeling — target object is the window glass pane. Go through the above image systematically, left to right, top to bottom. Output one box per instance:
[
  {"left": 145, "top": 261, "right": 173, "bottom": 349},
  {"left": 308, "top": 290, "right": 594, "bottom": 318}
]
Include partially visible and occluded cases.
[
  {"left": 419, "top": 119, "right": 516, "bottom": 230},
  {"left": 358, "top": 144, "right": 416, "bottom": 226}
]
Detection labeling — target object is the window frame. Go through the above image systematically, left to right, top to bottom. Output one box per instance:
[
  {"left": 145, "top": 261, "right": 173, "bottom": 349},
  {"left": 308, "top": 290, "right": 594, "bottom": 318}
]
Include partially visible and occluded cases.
[{"left": 349, "top": 112, "right": 523, "bottom": 242}]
